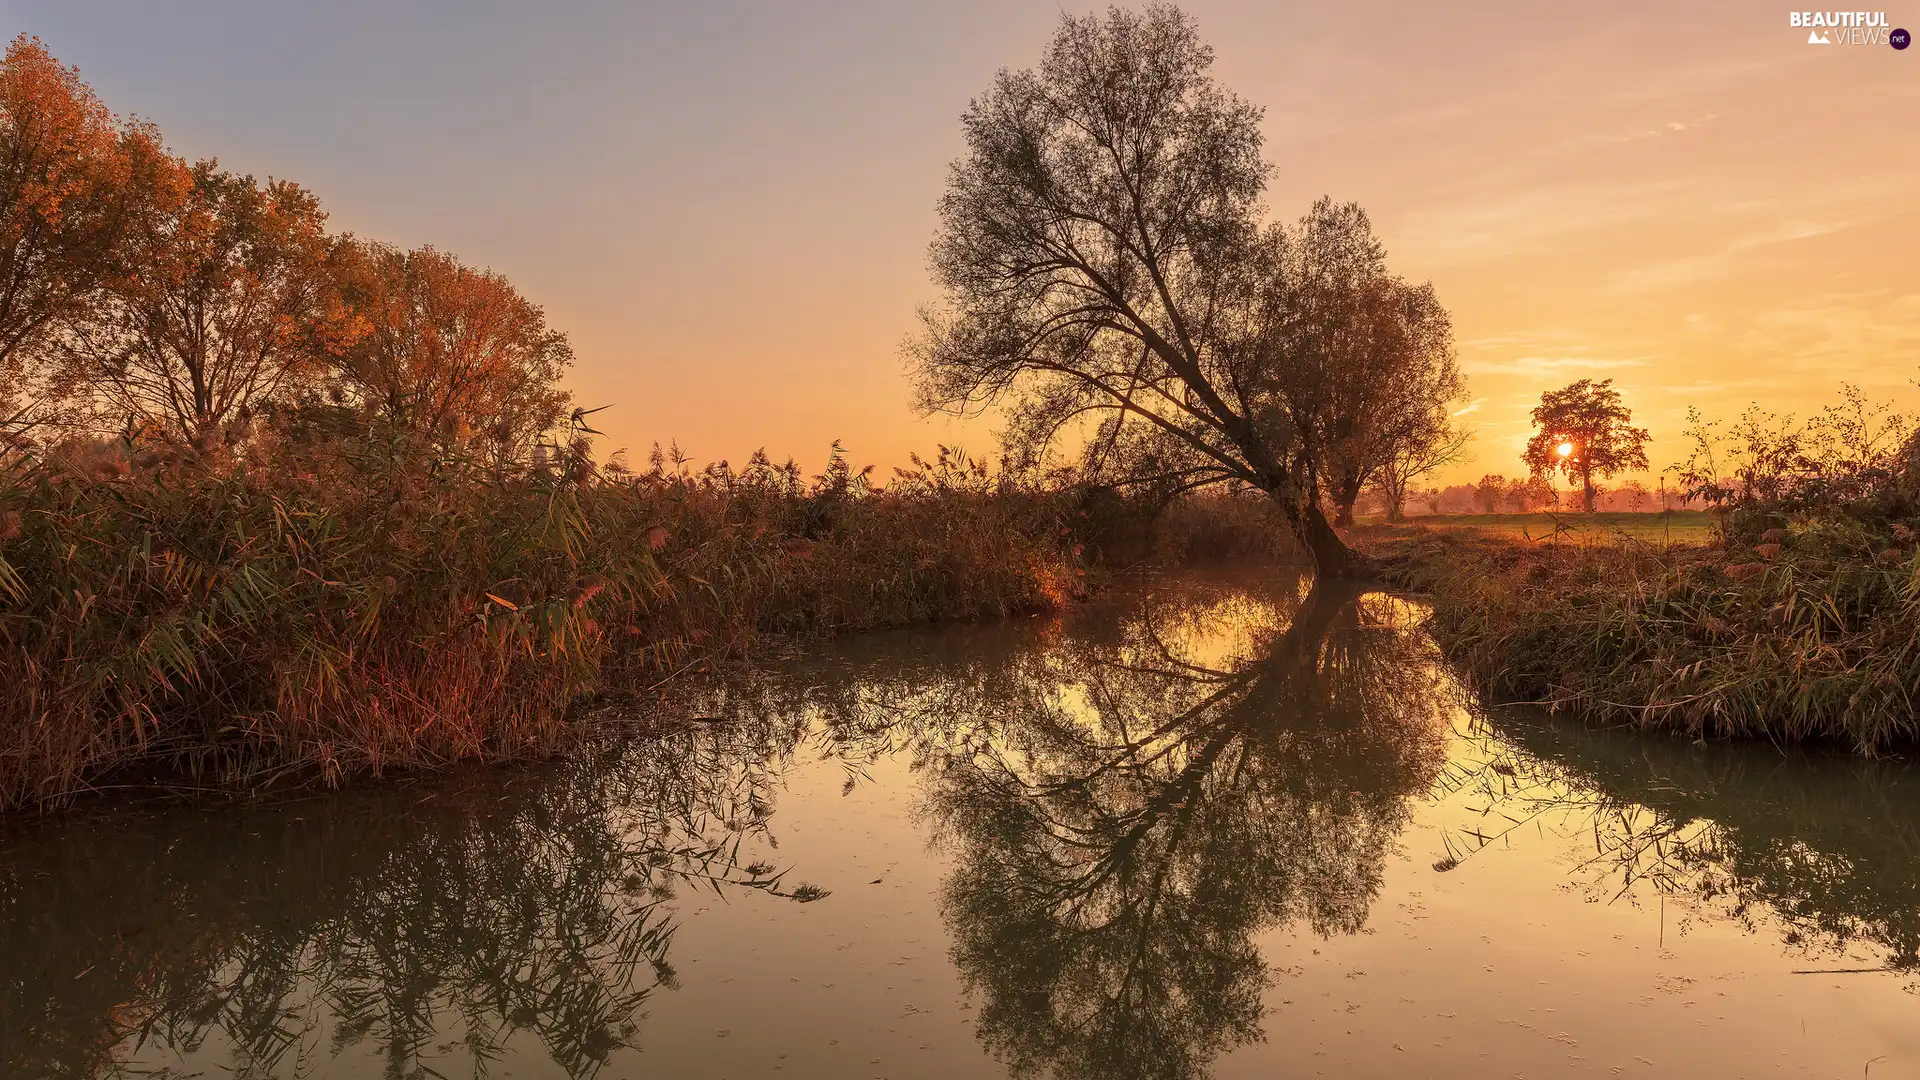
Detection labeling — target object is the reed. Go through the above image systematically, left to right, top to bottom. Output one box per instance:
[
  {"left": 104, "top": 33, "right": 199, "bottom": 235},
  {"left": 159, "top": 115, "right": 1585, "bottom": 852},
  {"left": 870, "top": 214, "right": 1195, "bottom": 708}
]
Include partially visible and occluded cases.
[
  {"left": 0, "top": 429, "right": 1290, "bottom": 811},
  {"left": 1371, "top": 520, "right": 1920, "bottom": 752}
]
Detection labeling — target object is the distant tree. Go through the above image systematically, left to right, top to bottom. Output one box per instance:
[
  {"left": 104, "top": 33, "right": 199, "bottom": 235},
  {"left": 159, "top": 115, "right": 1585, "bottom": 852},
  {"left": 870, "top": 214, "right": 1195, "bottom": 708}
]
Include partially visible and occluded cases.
[
  {"left": 911, "top": 5, "right": 1386, "bottom": 578},
  {"left": 0, "top": 36, "right": 178, "bottom": 418},
  {"left": 55, "top": 161, "right": 342, "bottom": 439},
  {"left": 330, "top": 241, "right": 572, "bottom": 461},
  {"left": 1523, "top": 379, "right": 1651, "bottom": 513},
  {"left": 1367, "top": 426, "right": 1470, "bottom": 523},
  {"left": 1474, "top": 474, "right": 1505, "bottom": 514},
  {"left": 1502, "top": 474, "right": 1556, "bottom": 512},
  {"left": 1656, "top": 475, "right": 1676, "bottom": 511},
  {"left": 1502, "top": 476, "right": 1530, "bottom": 511},
  {"left": 1616, "top": 478, "right": 1649, "bottom": 512},
  {"left": 1417, "top": 487, "right": 1445, "bottom": 516}
]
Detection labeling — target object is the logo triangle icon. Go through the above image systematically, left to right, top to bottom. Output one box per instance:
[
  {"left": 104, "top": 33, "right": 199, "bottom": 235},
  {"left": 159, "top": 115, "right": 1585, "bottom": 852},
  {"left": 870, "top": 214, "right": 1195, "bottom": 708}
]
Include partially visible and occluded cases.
[{"left": 1807, "top": 28, "right": 1831, "bottom": 43}]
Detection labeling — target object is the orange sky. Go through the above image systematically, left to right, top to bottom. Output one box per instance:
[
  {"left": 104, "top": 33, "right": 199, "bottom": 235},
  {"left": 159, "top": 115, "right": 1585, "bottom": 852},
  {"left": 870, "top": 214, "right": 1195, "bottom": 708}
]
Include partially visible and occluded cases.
[{"left": 14, "top": 1, "right": 1919, "bottom": 487}]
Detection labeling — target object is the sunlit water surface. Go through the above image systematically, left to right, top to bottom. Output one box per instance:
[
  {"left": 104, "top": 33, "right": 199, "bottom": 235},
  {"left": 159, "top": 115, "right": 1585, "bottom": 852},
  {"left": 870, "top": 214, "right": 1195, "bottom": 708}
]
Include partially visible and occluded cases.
[{"left": 5, "top": 568, "right": 1919, "bottom": 1079}]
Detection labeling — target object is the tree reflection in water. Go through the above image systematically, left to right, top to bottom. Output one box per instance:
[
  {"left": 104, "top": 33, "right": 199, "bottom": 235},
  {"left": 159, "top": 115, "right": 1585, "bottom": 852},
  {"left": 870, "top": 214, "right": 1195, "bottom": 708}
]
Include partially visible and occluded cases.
[
  {"left": 27, "top": 571, "right": 1920, "bottom": 1080},
  {"left": 914, "top": 580, "right": 1455, "bottom": 1080},
  {"left": 1434, "top": 711, "right": 1920, "bottom": 975},
  {"left": 0, "top": 715, "right": 829, "bottom": 1080}
]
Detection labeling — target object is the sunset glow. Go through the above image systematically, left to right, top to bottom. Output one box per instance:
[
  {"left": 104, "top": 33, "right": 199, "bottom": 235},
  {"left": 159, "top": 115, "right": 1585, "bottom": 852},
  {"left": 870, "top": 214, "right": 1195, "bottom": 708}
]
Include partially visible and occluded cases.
[
  {"left": 11, "top": 1, "right": 1910, "bottom": 486},
  {"left": 5, "top": 9, "right": 1920, "bottom": 1079}
]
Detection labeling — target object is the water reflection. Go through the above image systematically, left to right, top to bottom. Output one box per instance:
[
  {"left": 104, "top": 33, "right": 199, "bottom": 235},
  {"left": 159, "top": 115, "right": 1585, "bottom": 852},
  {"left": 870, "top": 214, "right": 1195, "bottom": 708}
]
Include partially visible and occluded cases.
[
  {"left": 9, "top": 572, "right": 1920, "bottom": 1078},
  {"left": 915, "top": 582, "right": 1453, "bottom": 1080},
  {"left": 1440, "top": 711, "right": 1920, "bottom": 973},
  {"left": 0, "top": 717, "right": 828, "bottom": 1079}
]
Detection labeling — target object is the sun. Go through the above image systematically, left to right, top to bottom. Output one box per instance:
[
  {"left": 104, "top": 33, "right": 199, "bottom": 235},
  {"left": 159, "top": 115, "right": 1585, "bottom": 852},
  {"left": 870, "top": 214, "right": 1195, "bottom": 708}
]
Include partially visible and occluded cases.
[{"left": 1555, "top": 441, "right": 1574, "bottom": 458}]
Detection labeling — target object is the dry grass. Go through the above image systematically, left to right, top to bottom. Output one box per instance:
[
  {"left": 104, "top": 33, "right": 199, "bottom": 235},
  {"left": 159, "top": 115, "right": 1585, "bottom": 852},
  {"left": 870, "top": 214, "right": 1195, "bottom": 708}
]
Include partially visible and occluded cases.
[
  {"left": 0, "top": 433, "right": 1291, "bottom": 812},
  {"left": 1366, "top": 520, "right": 1920, "bottom": 752}
]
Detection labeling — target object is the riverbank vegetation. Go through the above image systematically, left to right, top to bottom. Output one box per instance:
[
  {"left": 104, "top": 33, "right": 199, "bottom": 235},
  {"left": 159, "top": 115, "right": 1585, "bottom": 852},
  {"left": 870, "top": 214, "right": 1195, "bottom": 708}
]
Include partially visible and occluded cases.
[
  {"left": 0, "top": 33, "right": 1297, "bottom": 812},
  {"left": 1374, "top": 382, "right": 1920, "bottom": 753},
  {"left": 0, "top": 425, "right": 1293, "bottom": 811},
  {"left": 1360, "top": 510, "right": 1715, "bottom": 545}
]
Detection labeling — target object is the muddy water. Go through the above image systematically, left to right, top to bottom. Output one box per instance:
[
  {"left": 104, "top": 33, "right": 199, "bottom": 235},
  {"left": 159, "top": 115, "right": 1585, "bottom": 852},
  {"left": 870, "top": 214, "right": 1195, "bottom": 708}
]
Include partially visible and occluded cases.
[{"left": 4, "top": 570, "right": 1918, "bottom": 1078}]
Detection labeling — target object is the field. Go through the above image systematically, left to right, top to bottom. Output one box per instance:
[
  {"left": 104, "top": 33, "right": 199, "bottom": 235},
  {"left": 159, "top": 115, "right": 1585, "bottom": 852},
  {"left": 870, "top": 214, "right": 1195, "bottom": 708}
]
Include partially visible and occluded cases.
[{"left": 1354, "top": 511, "right": 1717, "bottom": 547}]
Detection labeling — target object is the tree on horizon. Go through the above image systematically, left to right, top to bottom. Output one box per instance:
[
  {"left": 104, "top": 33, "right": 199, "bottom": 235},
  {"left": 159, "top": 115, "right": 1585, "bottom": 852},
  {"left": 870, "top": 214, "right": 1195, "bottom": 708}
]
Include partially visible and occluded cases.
[{"left": 1523, "top": 378, "right": 1651, "bottom": 513}]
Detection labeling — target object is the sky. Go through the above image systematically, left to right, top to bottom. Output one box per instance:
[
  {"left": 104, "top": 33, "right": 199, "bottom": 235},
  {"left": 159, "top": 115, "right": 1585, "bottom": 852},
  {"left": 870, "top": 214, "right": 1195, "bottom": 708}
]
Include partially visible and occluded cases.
[{"left": 6, "top": 0, "right": 1917, "bottom": 487}]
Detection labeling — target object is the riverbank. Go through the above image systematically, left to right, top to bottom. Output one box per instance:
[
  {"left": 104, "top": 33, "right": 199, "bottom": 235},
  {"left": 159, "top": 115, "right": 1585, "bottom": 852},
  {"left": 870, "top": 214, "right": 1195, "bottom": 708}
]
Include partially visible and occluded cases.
[
  {"left": 0, "top": 439, "right": 1291, "bottom": 812},
  {"left": 1357, "top": 509, "right": 1715, "bottom": 545},
  {"left": 1362, "top": 520, "right": 1920, "bottom": 752}
]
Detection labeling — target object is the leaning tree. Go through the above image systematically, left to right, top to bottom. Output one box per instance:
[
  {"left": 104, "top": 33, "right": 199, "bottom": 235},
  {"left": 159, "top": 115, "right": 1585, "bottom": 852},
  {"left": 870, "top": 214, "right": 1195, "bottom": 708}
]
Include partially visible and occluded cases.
[
  {"left": 911, "top": 4, "right": 1409, "bottom": 578},
  {"left": 1523, "top": 378, "right": 1651, "bottom": 512}
]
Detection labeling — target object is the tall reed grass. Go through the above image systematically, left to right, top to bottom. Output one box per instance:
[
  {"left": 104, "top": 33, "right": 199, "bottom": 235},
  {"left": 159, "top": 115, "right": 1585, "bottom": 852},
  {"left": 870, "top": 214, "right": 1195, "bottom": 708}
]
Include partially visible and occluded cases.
[
  {"left": 0, "top": 428, "right": 1291, "bottom": 811},
  {"left": 1375, "top": 521, "right": 1920, "bottom": 752}
]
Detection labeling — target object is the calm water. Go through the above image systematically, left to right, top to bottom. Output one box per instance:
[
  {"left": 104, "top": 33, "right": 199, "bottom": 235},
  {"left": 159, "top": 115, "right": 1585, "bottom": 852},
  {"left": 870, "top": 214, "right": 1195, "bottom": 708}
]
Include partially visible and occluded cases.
[{"left": 5, "top": 569, "right": 1920, "bottom": 1079}]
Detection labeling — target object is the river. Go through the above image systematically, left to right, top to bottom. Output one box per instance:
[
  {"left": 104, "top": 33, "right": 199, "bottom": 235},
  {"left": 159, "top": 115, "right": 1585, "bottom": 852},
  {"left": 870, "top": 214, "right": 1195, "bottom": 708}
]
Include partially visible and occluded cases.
[{"left": 3, "top": 568, "right": 1917, "bottom": 1078}]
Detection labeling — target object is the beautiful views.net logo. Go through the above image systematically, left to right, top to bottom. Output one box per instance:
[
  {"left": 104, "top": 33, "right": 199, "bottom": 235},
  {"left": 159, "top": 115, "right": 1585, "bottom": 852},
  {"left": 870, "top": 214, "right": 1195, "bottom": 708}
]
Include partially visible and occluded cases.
[{"left": 1789, "top": 10, "right": 1896, "bottom": 43}]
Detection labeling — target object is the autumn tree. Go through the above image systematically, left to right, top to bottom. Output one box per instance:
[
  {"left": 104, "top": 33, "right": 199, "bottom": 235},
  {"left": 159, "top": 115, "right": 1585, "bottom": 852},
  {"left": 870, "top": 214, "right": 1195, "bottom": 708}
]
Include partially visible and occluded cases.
[
  {"left": 912, "top": 5, "right": 1382, "bottom": 577},
  {"left": 0, "top": 36, "right": 177, "bottom": 422},
  {"left": 55, "top": 161, "right": 342, "bottom": 439},
  {"left": 328, "top": 241, "right": 572, "bottom": 461},
  {"left": 1523, "top": 378, "right": 1651, "bottom": 513}
]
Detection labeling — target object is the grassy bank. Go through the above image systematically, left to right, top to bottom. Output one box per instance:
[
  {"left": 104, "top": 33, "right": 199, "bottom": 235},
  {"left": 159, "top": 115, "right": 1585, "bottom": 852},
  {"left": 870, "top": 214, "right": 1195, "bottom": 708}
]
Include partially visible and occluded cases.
[
  {"left": 0, "top": 434, "right": 1290, "bottom": 812},
  {"left": 1361, "top": 510, "right": 1715, "bottom": 545},
  {"left": 1367, "top": 520, "right": 1920, "bottom": 752}
]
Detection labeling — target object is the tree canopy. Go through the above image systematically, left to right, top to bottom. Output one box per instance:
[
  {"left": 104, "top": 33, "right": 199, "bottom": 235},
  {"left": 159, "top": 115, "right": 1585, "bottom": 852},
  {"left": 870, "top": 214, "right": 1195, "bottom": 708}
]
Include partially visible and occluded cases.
[
  {"left": 912, "top": 5, "right": 1461, "bottom": 575},
  {"left": 0, "top": 35, "right": 176, "bottom": 423},
  {"left": 0, "top": 36, "right": 574, "bottom": 459},
  {"left": 328, "top": 241, "right": 573, "bottom": 461},
  {"left": 1523, "top": 378, "right": 1651, "bottom": 512}
]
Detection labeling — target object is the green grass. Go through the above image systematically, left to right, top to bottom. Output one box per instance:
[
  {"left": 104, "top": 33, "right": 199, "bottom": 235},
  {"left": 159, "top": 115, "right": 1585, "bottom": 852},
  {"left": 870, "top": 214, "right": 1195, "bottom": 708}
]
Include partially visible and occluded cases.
[{"left": 1355, "top": 511, "right": 1716, "bottom": 546}]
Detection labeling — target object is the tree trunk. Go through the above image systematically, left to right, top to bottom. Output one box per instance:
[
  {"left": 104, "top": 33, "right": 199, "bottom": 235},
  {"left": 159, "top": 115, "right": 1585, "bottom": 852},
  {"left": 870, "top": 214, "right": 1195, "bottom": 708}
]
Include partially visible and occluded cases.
[
  {"left": 1580, "top": 465, "right": 1596, "bottom": 513},
  {"left": 1330, "top": 472, "right": 1362, "bottom": 528},
  {"left": 1270, "top": 487, "right": 1371, "bottom": 579},
  {"left": 1278, "top": 576, "right": 1365, "bottom": 666}
]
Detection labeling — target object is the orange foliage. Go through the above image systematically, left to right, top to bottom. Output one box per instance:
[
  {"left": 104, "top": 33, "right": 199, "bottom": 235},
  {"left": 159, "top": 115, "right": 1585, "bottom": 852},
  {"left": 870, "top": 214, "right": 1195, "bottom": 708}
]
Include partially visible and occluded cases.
[{"left": 330, "top": 241, "right": 572, "bottom": 458}]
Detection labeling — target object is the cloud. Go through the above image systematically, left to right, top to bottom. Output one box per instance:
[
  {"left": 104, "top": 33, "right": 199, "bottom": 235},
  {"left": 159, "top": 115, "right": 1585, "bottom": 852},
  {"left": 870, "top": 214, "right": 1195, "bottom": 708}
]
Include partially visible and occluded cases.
[
  {"left": 1397, "top": 181, "right": 1683, "bottom": 262},
  {"left": 1605, "top": 218, "right": 1855, "bottom": 295},
  {"left": 1732, "top": 291, "right": 1920, "bottom": 380},
  {"left": 1465, "top": 355, "right": 1649, "bottom": 377},
  {"left": 1451, "top": 396, "right": 1488, "bottom": 417}
]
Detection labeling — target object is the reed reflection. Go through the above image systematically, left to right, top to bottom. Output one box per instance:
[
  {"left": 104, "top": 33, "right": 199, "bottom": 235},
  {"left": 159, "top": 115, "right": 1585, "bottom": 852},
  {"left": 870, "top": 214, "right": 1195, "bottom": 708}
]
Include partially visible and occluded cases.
[
  {"left": 918, "top": 581, "right": 1454, "bottom": 1080},
  {"left": 0, "top": 716, "right": 827, "bottom": 1080}
]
